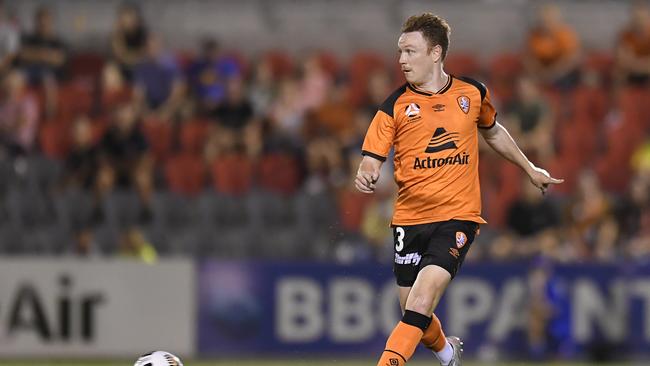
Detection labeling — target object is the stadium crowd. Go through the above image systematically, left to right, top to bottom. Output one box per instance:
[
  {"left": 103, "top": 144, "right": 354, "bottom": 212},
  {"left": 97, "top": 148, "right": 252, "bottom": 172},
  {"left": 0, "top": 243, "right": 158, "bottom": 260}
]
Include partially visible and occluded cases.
[{"left": 0, "top": 3, "right": 649, "bottom": 264}]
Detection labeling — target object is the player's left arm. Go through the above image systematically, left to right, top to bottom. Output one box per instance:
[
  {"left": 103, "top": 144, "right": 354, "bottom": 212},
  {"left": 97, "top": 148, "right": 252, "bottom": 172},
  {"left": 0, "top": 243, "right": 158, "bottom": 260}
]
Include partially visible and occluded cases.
[
  {"left": 474, "top": 82, "right": 563, "bottom": 194},
  {"left": 480, "top": 122, "right": 563, "bottom": 194}
]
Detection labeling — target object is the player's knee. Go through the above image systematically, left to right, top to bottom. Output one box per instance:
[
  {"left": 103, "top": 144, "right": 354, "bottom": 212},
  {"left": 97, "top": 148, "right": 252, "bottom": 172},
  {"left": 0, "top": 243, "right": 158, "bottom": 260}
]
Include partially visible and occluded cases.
[
  {"left": 404, "top": 292, "right": 438, "bottom": 315},
  {"left": 401, "top": 309, "right": 431, "bottom": 331}
]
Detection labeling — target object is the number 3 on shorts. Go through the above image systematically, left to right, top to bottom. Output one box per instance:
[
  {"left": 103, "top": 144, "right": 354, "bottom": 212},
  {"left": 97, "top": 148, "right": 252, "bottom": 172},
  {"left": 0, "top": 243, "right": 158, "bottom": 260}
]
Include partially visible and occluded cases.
[{"left": 395, "top": 227, "right": 405, "bottom": 252}]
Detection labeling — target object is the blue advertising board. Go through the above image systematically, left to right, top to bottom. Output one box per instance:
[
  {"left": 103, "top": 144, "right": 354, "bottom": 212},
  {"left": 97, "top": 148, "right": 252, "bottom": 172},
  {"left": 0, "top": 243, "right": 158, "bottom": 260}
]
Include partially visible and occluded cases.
[{"left": 197, "top": 261, "right": 650, "bottom": 359}]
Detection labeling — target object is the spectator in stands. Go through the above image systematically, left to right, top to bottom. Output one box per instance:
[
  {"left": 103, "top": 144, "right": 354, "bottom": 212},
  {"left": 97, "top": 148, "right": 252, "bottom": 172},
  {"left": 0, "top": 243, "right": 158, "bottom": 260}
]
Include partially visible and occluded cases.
[
  {"left": 0, "top": 1, "right": 19, "bottom": 75},
  {"left": 615, "top": 1, "right": 650, "bottom": 86},
  {"left": 111, "top": 3, "right": 148, "bottom": 80},
  {"left": 524, "top": 4, "right": 581, "bottom": 89},
  {"left": 17, "top": 6, "right": 66, "bottom": 117},
  {"left": 18, "top": 6, "right": 67, "bottom": 83},
  {"left": 133, "top": 35, "right": 185, "bottom": 119},
  {"left": 188, "top": 38, "right": 240, "bottom": 113},
  {"left": 299, "top": 54, "right": 331, "bottom": 111},
  {"left": 248, "top": 58, "right": 276, "bottom": 117},
  {"left": 100, "top": 62, "right": 132, "bottom": 113},
  {"left": 0, "top": 69, "right": 39, "bottom": 156},
  {"left": 269, "top": 75, "right": 306, "bottom": 141},
  {"left": 211, "top": 76, "right": 260, "bottom": 156},
  {"left": 504, "top": 76, "right": 555, "bottom": 159},
  {"left": 212, "top": 77, "right": 254, "bottom": 130},
  {"left": 310, "top": 81, "right": 354, "bottom": 143},
  {"left": 99, "top": 102, "right": 149, "bottom": 189},
  {"left": 63, "top": 115, "right": 98, "bottom": 189},
  {"left": 303, "top": 136, "right": 345, "bottom": 193},
  {"left": 566, "top": 170, "right": 617, "bottom": 260},
  {"left": 622, "top": 170, "right": 650, "bottom": 262},
  {"left": 617, "top": 174, "right": 650, "bottom": 241},
  {"left": 507, "top": 175, "right": 559, "bottom": 238},
  {"left": 118, "top": 226, "right": 157, "bottom": 263},
  {"left": 68, "top": 227, "right": 101, "bottom": 257}
]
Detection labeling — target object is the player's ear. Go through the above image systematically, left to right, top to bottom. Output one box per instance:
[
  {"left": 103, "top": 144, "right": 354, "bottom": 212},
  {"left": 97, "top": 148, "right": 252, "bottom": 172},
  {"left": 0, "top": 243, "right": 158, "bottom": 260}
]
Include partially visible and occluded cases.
[{"left": 431, "top": 44, "right": 443, "bottom": 63}]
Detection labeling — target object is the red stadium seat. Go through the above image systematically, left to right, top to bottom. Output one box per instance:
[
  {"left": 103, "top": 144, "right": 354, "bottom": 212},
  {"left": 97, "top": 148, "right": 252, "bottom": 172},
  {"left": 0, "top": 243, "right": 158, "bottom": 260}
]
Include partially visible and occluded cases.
[
  {"left": 262, "top": 50, "right": 295, "bottom": 80},
  {"left": 315, "top": 50, "right": 340, "bottom": 78},
  {"left": 348, "top": 51, "right": 387, "bottom": 105},
  {"left": 583, "top": 51, "right": 614, "bottom": 85},
  {"left": 67, "top": 52, "right": 105, "bottom": 80},
  {"left": 444, "top": 52, "right": 481, "bottom": 77},
  {"left": 488, "top": 52, "right": 523, "bottom": 105},
  {"left": 57, "top": 79, "right": 95, "bottom": 121},
  {"left": 571, "top": 86, "right": 608, "bottom": 125},
  {"left": 141, "top": 116, "right": 173, "bottom": 163},
  {"left": 180, "top": 119, "right": 210, "bottom": 154},
  {"left": 39, "top": 122, "right": 69, "bottom": 160},
  {"left": 164, "top": 152, "right": 206, "bottom": 196},
  {"left": 257, "top": 152, "right": 301, "bottom": 195},
  {"left": 211, "top": 153, "right": 253, "bottom": 196},
  {"left": 337, "top": 188, "right": 374, "bottom": 232}
]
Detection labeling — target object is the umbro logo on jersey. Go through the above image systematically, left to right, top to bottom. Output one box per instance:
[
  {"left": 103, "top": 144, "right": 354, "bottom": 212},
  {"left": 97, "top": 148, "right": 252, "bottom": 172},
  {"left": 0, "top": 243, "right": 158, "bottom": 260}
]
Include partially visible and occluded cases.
[
  {"left": 405, "top": 103, "right": 421, "bottom": 119},
  {"left": 432, "top": 104, "right": 445, "bottom": 112},
  {"left": 425, "top": 127, "right": 459, "bottom": 153}
]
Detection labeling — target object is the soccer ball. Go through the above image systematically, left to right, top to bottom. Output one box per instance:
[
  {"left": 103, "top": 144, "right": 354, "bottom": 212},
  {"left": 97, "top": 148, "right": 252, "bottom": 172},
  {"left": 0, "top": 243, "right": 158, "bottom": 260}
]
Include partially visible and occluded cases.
[{"left": 134, "top": 351, "right": 184, "bottom": 366}]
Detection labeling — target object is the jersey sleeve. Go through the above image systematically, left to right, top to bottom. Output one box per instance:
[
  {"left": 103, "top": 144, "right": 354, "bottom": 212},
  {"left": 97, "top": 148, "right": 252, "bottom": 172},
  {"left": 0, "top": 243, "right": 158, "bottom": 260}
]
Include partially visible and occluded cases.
[
  {"left": 477, "top": 88, "right": 497, "bottom": 129},
  {"left": 361, "top": 110, "right": 395, "bottom": 161}
]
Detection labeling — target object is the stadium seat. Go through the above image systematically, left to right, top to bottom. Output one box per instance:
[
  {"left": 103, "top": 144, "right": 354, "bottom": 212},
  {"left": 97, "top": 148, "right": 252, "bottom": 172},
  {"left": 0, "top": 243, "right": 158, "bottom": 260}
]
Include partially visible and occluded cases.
[
  {"left": 262, "top": 49, "right": 295, "bottom": 80},
  {"left": 315, "top": 50, "right": 340, "bottom": 78},
  {"left": 348, "top": 51, "right": 387, "bottom": 105},
  {"left": 583, "top": 51, "right": 614, "bottom": 85},
  {"left": 67, "top": 52, "right": 105, "bottom": 80},
  {"left": 444, "top": 52, "right": 482, "bottom": 78},
  {"left": 487, "top": 52, "right": 523, "bottom": 105},
  {"left": 57, "top": 79, "right": 95, "bottom": 121},
  {"left": 571, "top": 86, "right": 608, "bottom": 125},
  {"left": 141, "top": 116, "right": 174, "bottom": 162},
  {"left": 179, "top": 119, "right": 210, "bottom": 154},
  {"left": 39, "top": 122, "right": 70, "bottom": 160},
  {"left": 164, "top": 152, "right": 207, "bottom": 196},
  {"left": 256, "top": 152, "right": 301, "bottom": 195},
  {"left": 210, "top": 153, "right": 253, "bottom": 196},
  {"left": 24, "top": 155, "right": 63, "bottom": 193},
  {"left": 54, "top": 187, "right": 96, "bottom": 232},
  {"left": 295, "top": 188, "right": 338, "bottom": 258},
  {"left": 337, "top": 188, "right": 374, "bottom": 233},
  {"left": 101, "top": 189, "right": 144, "bottom": 229},
  {"left": 248, "top": 190, "right": 304, "bottom": 258},
  {"left": 150, "top": 191, "right": 202, "bottom": 255},
  {"left": 198, "top": 192, "right": 255, "bottom": 257},
  {"left": 0, "top": 224, "right": 23, "bottom": 254}
]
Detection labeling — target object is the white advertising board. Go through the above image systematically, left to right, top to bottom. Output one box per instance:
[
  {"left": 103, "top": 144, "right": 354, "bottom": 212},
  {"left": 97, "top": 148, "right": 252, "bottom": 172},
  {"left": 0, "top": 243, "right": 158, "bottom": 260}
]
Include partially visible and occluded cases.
[{"left": 0, "top": 258, "right": 194, "bottom": 358}]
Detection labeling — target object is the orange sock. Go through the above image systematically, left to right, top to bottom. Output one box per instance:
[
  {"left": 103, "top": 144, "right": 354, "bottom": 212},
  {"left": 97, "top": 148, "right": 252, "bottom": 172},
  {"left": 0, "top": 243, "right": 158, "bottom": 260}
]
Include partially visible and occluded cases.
[
  {"left": 377, "top": 311, "right": 431, "bottom": 366},
  {"left": 421, "top": 313, "right": 447, "bottom": 352}
]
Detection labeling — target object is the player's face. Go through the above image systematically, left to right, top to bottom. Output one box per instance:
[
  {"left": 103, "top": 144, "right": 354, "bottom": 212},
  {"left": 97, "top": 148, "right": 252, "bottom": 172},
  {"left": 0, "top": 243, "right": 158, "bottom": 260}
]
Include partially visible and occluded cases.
[{"left": 398, "top": 32, "right": 440, "bottom": 85}]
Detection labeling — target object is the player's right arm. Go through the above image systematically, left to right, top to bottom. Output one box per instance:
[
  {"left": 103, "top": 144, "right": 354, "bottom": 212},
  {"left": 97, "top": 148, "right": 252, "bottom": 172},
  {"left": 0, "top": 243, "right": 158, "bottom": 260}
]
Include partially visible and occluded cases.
[
  {"left": 356, "top": 105, "right": 397, "bottom": 194},
  {"left": 355, "top": 155, "right": 383, "bottom": 193}
]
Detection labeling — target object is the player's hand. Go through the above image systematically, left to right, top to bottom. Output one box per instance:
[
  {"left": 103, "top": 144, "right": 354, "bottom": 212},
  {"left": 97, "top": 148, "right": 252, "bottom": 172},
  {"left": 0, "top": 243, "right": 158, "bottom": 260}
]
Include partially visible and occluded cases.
[
  {"left": 528, "top": 165, "right": 563, "bottom": 195},
  {"left": 354, "top": 169, "right": 379, "bottom": 194}
]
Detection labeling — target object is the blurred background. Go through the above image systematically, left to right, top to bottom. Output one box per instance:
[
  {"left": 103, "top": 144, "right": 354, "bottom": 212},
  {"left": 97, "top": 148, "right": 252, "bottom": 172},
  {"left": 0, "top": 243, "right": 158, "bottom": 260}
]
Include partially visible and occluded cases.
[{"left": 0, "top": 0, "right": 649, "bottom": 364}]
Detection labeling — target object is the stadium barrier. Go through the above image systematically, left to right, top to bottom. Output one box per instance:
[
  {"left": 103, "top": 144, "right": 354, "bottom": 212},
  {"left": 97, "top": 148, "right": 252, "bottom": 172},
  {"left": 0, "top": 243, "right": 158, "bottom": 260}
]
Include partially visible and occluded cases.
[
  {"left": 0, "top": 259, "right": 194, "bottom": 358},
  {"left": 2, "top": 259, "right": 650, "bottom": 359},
  {"left": 198, "top": 261, "right": 650, "bottom": 359}
]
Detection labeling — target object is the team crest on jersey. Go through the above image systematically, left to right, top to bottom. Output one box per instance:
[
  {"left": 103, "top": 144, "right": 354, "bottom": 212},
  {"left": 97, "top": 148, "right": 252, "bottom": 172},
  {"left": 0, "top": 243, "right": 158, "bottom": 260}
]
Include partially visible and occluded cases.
[
  {"left": 457, "top": 96, "right": 470, "bottom": 114},
  {"left": 405, "top": 103, "right": 421, "bottom": 118},
  {"left": 456, "top": 231, "right": 468, "bottom": 248}
]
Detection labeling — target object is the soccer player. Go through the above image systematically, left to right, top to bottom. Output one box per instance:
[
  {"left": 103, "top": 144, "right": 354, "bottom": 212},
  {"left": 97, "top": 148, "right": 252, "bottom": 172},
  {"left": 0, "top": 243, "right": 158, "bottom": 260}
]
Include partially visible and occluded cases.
[{"left": 354, "top": 13, "right": 563, "bottom": 366}]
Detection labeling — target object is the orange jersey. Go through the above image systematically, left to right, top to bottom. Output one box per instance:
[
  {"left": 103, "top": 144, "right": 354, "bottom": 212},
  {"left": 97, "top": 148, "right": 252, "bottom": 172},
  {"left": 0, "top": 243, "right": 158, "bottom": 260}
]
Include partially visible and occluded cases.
[{"left": 361, "top": 76, "right": 497, "bottom": 226}]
